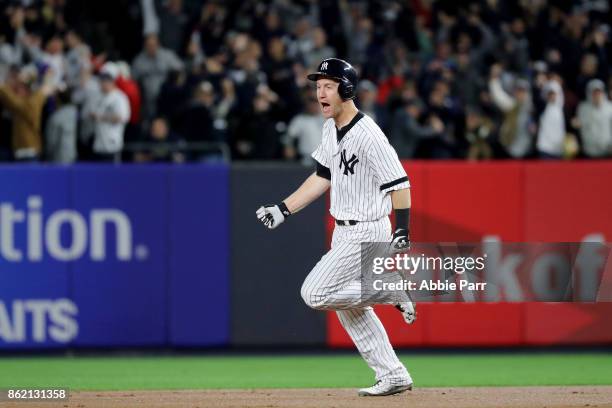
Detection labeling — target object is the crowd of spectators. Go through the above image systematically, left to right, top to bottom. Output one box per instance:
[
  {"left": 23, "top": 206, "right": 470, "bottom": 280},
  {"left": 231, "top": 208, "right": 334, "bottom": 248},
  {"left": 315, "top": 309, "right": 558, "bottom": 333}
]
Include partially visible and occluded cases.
[{"left": 1, "top": 0, "right": 611, "bottom": 164}]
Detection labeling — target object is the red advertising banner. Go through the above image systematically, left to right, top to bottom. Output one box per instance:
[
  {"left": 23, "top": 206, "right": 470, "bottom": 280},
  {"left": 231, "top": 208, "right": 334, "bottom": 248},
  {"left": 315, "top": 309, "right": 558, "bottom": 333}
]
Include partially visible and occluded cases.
[{"left": 326, "top": 161, "right": 612, "bottom": 348}]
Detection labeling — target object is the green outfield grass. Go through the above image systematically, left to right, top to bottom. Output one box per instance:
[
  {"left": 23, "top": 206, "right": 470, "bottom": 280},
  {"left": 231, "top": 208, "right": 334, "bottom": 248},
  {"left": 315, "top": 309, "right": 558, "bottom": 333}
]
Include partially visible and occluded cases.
[{"left": 1, "top": 353, "right": 611, "bottom": 390}]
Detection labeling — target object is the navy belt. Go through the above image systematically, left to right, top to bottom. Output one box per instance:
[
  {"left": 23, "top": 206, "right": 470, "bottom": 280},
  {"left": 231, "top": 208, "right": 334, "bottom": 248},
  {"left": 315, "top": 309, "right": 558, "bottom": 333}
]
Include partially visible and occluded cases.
[{"left": 335, "top": 219, "right": 358, "bottom": 226}]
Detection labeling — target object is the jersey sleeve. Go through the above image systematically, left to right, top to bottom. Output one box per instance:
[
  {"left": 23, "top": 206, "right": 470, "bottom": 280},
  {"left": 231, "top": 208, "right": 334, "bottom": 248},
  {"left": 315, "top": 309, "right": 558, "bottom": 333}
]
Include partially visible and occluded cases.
[
  {"left": 311, "top": 123, "right": 330, "bottom": 168},
  {"left": 368, "top": 136, "right": 410, "bottom": 193},
  {"left": 314, "top": 159, "right": 331, "bottom": 180}
]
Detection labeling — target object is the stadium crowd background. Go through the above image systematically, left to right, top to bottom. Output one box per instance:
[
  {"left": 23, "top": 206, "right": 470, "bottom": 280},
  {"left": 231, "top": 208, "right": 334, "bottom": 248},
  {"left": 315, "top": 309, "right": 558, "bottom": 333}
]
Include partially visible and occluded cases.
[{"left": 0, "top": 0, "right": 611, "bottom": 163}]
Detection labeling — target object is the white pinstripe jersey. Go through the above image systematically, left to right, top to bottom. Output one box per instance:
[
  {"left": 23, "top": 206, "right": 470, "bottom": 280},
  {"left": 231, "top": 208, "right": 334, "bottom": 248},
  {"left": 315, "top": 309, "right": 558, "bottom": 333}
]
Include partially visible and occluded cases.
[{"left": 311, "top": 112, "right": 410, "bottom": 221}]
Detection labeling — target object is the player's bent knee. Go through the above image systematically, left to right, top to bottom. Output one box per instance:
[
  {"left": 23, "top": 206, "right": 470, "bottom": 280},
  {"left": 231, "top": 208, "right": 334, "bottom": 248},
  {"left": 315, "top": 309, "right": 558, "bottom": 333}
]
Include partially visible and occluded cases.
[
  {"left": 300, "top": 283, "right": 329, "bottom": 310},
  {"left": 300, "top": 285, "right": 318, "bottom": 309}
]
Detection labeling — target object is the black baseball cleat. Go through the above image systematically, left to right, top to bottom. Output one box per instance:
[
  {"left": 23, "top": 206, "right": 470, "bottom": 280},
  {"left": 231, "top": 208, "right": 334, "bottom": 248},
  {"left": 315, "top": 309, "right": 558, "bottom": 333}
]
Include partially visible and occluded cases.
[{"left": 358, "top": 380, "right": 413, "bottom": 396}]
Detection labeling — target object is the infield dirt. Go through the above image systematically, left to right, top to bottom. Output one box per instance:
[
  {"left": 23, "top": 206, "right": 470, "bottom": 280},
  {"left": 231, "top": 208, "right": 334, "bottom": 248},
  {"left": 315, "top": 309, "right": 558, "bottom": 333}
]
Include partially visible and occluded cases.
[{"left": 4, "top": 386, "right": 612, "bottom": 408}]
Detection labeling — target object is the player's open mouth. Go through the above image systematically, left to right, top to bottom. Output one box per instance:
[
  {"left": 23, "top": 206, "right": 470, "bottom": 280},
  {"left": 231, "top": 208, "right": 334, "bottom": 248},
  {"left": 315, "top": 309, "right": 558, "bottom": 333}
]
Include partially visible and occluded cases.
[{"left": 321, "top": 102, "right": 331, "bottom": 114}]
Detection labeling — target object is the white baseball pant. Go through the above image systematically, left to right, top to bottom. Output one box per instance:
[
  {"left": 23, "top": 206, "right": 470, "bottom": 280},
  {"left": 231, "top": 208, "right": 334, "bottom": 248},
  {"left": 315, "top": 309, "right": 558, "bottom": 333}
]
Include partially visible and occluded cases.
[{"left": 300, "top": 217, "right": 411, "bottom": 383}]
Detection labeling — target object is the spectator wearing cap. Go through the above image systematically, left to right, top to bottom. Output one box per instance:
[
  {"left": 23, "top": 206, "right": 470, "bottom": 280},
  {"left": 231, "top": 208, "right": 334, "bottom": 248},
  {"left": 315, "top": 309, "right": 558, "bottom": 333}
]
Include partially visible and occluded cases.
[
  {"left": 89, "top": 62, "right": 130, "bottom": 162},
  {"left": 488, "top": 64, "right": 534, "bottom": 158},
  {"left": 0, "top": 65, "right": 54, "bottom": 161},
  {"left": 536, "top": 78, "right": 565, "bottom": 159},
  {"left": 576, "top": 79, "right": 612, "bottom": 157}
]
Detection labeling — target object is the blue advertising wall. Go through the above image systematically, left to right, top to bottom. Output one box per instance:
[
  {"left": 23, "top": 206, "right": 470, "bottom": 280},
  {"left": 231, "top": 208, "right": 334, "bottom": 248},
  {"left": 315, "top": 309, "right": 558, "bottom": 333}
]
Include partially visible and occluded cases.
[
  {"left": 0, "top": 165, "right": 229, "bottom": 349},
  {"left": 168, "top": 166, "right": 230, "bottom": 346}
]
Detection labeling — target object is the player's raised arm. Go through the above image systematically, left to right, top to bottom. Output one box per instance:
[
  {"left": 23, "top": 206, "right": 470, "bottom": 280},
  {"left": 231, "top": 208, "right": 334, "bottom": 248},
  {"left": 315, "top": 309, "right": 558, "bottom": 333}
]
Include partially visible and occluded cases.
[{"left": 255, "top": 170, "right": 330, "bottom": 230}]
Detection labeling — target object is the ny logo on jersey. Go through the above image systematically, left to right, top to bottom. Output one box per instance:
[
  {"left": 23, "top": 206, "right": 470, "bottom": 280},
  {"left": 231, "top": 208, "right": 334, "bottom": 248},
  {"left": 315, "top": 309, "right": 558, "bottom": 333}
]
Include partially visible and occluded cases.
[
  {"left": 321, "top": 61, "right": 328, "bottom": 71},
  {"left": 339, "top": 149, "right": 359, "bottom": 175}
]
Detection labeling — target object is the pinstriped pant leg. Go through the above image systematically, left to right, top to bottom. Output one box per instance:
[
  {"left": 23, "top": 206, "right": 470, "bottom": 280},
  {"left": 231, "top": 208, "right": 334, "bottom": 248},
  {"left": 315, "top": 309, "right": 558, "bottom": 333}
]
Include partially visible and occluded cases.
[
  {"left": 301, "top": 219, "right": 410, "bottom": 383},
  {"left": 300, "top": 220, "right": 407, "bottom": 310},
  {"left": 300, "top": 239, "right": 361, "bottom": 309},
  {"left": 336, "top": 307, "right": 410, "bottom": 382}
]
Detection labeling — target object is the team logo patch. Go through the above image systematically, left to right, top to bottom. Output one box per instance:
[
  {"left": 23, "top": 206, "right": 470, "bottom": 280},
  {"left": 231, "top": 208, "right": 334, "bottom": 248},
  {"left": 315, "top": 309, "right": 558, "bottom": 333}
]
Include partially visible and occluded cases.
[
  {"left": 321, "top": 61, "right": 328, "bottom": 71},
  {"left": 339, "top": 149, "right": 359, "bottom": 175}
]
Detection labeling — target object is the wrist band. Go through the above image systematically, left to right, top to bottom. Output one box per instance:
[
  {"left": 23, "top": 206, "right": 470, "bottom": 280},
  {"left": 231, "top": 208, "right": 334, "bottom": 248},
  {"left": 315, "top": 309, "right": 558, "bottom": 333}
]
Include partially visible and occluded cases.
[
  {"left": 279, "top": 202, "right": 291, "bottom": 217},
  {"left": 394, "top": 208, "right": 410, "bottom": 232}
]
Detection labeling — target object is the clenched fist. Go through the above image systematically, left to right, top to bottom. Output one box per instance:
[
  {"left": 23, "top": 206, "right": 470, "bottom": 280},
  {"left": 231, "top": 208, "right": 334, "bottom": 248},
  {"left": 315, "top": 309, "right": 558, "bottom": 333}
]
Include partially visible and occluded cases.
[
  {"left": 256, "top": 203, "right": 291, "bottom": 229},
  {"left": 390, "top": 228, "right": 410, "bottom": 254}
]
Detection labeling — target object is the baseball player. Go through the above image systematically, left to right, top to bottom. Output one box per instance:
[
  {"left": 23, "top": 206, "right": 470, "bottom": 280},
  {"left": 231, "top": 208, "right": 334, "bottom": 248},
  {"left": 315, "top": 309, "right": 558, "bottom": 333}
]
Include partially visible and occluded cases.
[{"left": 256, "top": 58, "right": 415, "bottom": 397}]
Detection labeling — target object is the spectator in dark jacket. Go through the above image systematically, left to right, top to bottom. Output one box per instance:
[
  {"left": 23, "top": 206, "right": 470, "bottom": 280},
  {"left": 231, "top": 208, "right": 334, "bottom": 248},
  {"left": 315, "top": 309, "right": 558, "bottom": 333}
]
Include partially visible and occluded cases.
[
  {"left": 263, "top": 36, "right": 301, "bottom": 120},
  {"left": 174, "top": 81, "right": 214, "bottom": 144},
  {"left": 233, "top": 85, "right": 282, "bottom": 160},
  {"left": 391, "top": 98, "right": 445, "bottom": 158},
  {"left": 133, "top": 116, "right": 183, "bottom": 163}
]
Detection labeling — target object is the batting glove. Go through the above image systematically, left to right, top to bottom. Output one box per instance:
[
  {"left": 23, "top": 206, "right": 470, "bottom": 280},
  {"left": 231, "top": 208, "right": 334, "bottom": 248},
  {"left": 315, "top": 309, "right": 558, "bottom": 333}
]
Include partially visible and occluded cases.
[
  {"left": 256, "top": 203, "right": 291, "bottom": 229},
  {"left": 390, "top": 228, "right": 410, "bottom": 254}
]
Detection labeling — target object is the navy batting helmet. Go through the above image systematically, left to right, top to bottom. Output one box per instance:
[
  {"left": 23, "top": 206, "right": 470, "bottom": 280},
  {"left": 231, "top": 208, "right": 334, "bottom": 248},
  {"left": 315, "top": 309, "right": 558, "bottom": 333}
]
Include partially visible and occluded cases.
[{"left": 307, "top": 58, "right": 358, "bottom": 100}]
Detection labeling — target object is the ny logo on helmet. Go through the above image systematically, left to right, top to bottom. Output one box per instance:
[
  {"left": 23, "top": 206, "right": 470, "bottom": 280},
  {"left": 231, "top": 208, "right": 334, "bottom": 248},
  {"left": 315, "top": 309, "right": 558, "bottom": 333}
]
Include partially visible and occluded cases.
[
  {"left": 321, "top": 61, "right": 328, "bottom": 71},
  {"left": 339, "top": 150, "right": 359, "bottom": 175}
]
